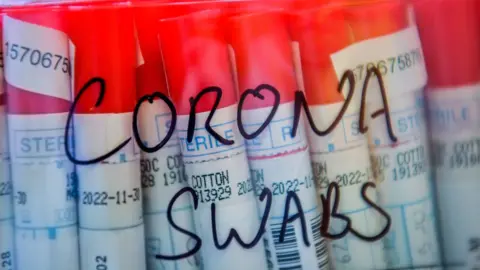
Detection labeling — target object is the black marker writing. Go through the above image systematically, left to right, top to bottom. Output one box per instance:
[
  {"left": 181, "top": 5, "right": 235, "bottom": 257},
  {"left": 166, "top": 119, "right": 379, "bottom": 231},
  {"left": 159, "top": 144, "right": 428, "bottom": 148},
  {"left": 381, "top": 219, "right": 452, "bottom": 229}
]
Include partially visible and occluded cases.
[
  {"left": 359, "top": 67, "right": 398, "bottom": 143},
  {"left": 292, "top": 70, "right": 355, "bottom": 138},
  {"left": 64, "top": 77, "right": 131, "bottom": 165},
  {"left": 237, "top": 84, "right": 280, "bottom": 139},
  {"left": 188, "top": 86, "right": 233, "bottom": 146},
  {"left": 133, "top": 91, "right": 177, "bottom": 153},
  {"left": 320, "top": 182, "right": 391, "bottom": 242},
  {"left": 320, "top": 182, "right": 351, "bottom": 240},
  {"left": 350, "top": 182, "right": 391, "bottom": 241},
  {"left": 157, "top": 187, "right": 201, "bottom": 260},
  {"left": 212, "top": 187, "right": 272, "bottom": 249},
  {"left": 279, "top": 191, "right": 310, "bottom": 247}
]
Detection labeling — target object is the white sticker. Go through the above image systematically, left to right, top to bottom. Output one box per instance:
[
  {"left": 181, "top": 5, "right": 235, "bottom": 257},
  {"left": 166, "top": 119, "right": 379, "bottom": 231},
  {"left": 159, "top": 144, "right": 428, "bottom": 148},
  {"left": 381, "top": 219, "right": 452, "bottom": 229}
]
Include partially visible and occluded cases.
[
  {"left": 3, "top": 15, "right": 72, "bottom": 102},
  {"left": 331, "top": 24, "right": 440, "bottom": 268},
  {"left": 331, "top": 27, "right": 427, "bottom": 99},
  {"left": 427, "top": 84, "right": 480, "bottom": 269},
  {"left": 369, "top": 89, "right": 441, "bottom": 268},
  {"left": 138, "top": 99, "right": 198, "bottom": 270},
  {"left": 307, "top": 101, "right": 386, "bottom": 270},
  {"left": 241, "top": 102, "right": 328, "bottom": 269},
  {"left": 307, "top": 102, "right": 366, "bottom": 153},
  {"left": 177, "top": 105, "right": 268, "bottom": 270},
  {"left": 75, "top": 111, "right": 145, "bottom": 270},
  {"left": 8, "top": 113, "right": 79, "bottom": 270},
  {"left": 73, "top": 113, "right": 140, "bottom": 163},
  {"left": 8, "top": 114, "right": 73, "bottom": 163},
  {"left": 77, "top": 156, "right": 146, "bottom": 270},
  {"left": 0, "top": 160, "right": 12, "bottom": 221},
  {"left": 77, "top": 160, "right": 142, "bottom": 229},
  {"left": 0, "top": 219, "right": 14, "bottom": 270},
  {"left": 80, "top": 224, "right": 146, "bottom": 270},
  {"left": 15, "top": 226, "right": 79, "bottom": 270}
]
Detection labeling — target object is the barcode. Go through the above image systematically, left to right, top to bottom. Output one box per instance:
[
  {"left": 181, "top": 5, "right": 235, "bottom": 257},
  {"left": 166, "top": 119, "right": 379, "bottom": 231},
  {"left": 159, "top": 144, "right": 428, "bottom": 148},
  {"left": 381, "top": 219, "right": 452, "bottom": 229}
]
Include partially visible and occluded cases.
[
  {"left": 311, "top": 215, "right": 329, "bottom": 269},
  {"left": 271, "top": 222, "right": 302, "bottom": 270}
]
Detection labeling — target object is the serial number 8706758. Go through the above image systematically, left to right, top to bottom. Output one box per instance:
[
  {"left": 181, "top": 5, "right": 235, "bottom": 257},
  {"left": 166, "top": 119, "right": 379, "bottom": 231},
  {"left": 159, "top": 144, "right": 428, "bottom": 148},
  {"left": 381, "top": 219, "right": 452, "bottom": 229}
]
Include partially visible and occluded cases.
[{"left": 353, "top": 48, "right": 423, "bottom": 81}]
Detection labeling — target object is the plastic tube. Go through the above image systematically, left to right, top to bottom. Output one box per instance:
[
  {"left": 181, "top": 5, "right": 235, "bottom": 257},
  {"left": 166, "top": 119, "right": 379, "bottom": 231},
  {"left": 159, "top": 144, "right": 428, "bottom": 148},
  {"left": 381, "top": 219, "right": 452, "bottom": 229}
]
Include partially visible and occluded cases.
[
  {"left": 414, "top": 0, "right": 480, "bottom": 268},
  {"left": 340, "top": 1, "right": 442, "bottom": 268},
  {"left": 68, "top": 4, "right": 146, "bottom": 270},
  {"left": 134, "top": 4, "right": 200, "bottom": 270},
  {"left": 291, "top": 4, "right": 387, "bottom": 269},
  {"left": 3, "top": 5, "right": 79, "bottom": 270},
  {"left": 227, "top": 9, "right": 329, "bottom": 270},
  {"left": 159, "top": 10, "right": 269, "bottom": 270}
]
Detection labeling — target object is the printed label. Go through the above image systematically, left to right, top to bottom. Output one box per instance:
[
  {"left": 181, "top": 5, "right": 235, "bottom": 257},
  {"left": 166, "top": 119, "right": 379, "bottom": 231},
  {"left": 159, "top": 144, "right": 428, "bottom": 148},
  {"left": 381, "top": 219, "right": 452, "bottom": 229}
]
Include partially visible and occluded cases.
[
  {"left": 3, "top": 14, "right": 78, "bottom": 270},
  {"left": 3, "top": 15, "right": 72, "bottom": 101},
  {"left": 331, "top": 25, "right": 440, "bottom": 268},
  {"left": 331, "top": 27, "right": 427, "bottom": 99},
  {"left": 428, "top": 85, "right": 480, "bottom": 269},
  {"left": 369, "top": 90, "right": 441, "bottom": 268},
  {"left": 138, "top": 99, "right": 198, "bottom": 270},
  {"left": 242, "top": 102, "right": 328, "bottom": 270},
  {"left": 308, "top": 102, "right": 386, "bottom": 270},
  {"left": 177, "top": 105, "right": 268, "bottom": 270},
  {"left": 74, "top": 113, "right": 139, "bottom": 163},
  {"left": 8, "top": 114, "right": 76, "bottom": 227},
  {"left": 77, "top": 147, "right": 146, "bottom": 270},
  {"left": 0, "top": 160, "right": 12, "bottom": 221},
  {"left": 0, "top": 220, "right": 14, "bottom": 270},
  {"left": 80, "top": 225, "right": 146, "bottom": 270},
  {"left": 15, "top": 226, "right": 79, "bottom": 270}
]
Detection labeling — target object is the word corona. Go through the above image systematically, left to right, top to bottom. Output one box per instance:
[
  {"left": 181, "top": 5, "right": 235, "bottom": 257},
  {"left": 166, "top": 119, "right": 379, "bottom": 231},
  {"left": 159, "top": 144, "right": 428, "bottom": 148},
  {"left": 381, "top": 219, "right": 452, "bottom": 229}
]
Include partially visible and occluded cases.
[{"left": 63, "top": 67, "right": 397, "bottom": 165}]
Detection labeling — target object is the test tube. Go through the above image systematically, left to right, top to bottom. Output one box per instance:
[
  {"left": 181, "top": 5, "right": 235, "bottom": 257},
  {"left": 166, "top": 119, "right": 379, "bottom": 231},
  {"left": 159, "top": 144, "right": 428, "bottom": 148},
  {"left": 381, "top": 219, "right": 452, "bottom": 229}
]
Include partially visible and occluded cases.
[
  {"left": 413, "top": 0, "right": 480, "bottom": 268},
  {"left": 339, "top": 1, "right": 442, "bottom": 268},
  {"left": 68, "top": 4, "right": 146, "bottom": 270},
  {"left": 134, "top": 4, "right": 200, "bottom": 270},
  {"left": 291, "top": 4, "right": 387, "bottom": 269},
  {"left": 3, "top": 6, "right": 79, "bottom": 270},
  {"left": 159, "top": 10, "right": 269, "bottom": 270},
  {"left": 227, "top": 10, "right": 329, "bottom": 270},
  {"left": 0, "top": 12, "right": 15, "bottom": 270}
]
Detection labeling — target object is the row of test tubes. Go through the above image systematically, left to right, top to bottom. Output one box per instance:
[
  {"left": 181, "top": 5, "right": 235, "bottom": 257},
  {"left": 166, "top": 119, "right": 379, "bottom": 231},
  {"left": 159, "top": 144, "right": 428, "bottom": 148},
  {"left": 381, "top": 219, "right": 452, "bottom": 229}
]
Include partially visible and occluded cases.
[{"left": 0, "top": 0, "right": 477, "bottom": 269}]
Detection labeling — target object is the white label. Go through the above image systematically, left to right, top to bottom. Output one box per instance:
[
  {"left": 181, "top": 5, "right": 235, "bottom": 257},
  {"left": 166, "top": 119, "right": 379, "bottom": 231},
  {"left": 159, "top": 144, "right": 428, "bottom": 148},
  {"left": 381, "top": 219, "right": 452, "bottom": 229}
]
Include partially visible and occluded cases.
[
  {"left": 3, "top": 15, "right": 72, "bottom": 101},
  {"left": 331, "top": 25, "right": 440, "bottom": 268},
  {"left": 331, "top": 27, "right": 427, "bottom": 99},
  {"left": 427, "top": 84, "right": 480, "bottom": 138},
  {"left": 427, "top": 85, "right": 480, "bottom": 268},
  {"left": 369, "top": 90, "right": 441, "bottom": 268},
  {"left": 138, "top": 99, "right": 198, "bottom": 270},
  {"left": 307, "top": 101, "right": 386, "bottom": 270},
  {"left": 242, "top": 102, "right": 328, "bottom": 269},
  {"left": 307, "top": 102, "right": 365, "bottom": 153},
  {"left": 177, "top": 105, "right": 268, "bottom": 270},
  {"left": 8, "top": 113, "right": 79, "bottom": 270},
  {"left": 8, "top": 113, "right": 73, "bottom": 163},
  {"left": 73, "top": 113, "right": 140, "bottom": 163},
  {"left": 8, "top": 114, "right": 76, "bottom": 227},
  {"left": 0, "top": 160, "right": 12, "bottom": 221},
  {"left": 77, "top": 160, "right": 146, "bottom": 270},
  {"left": 77, "top": 161, "right": 142, "bottom": 229},
  {"left": 0, "top": 219, "right": 14, "bottom": 270},
  {"left": 80, "top": 225, "right": 146, "bottom": 270},
  {"left": 15, "top": 226, "right": 79, "bottom": 270}
]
